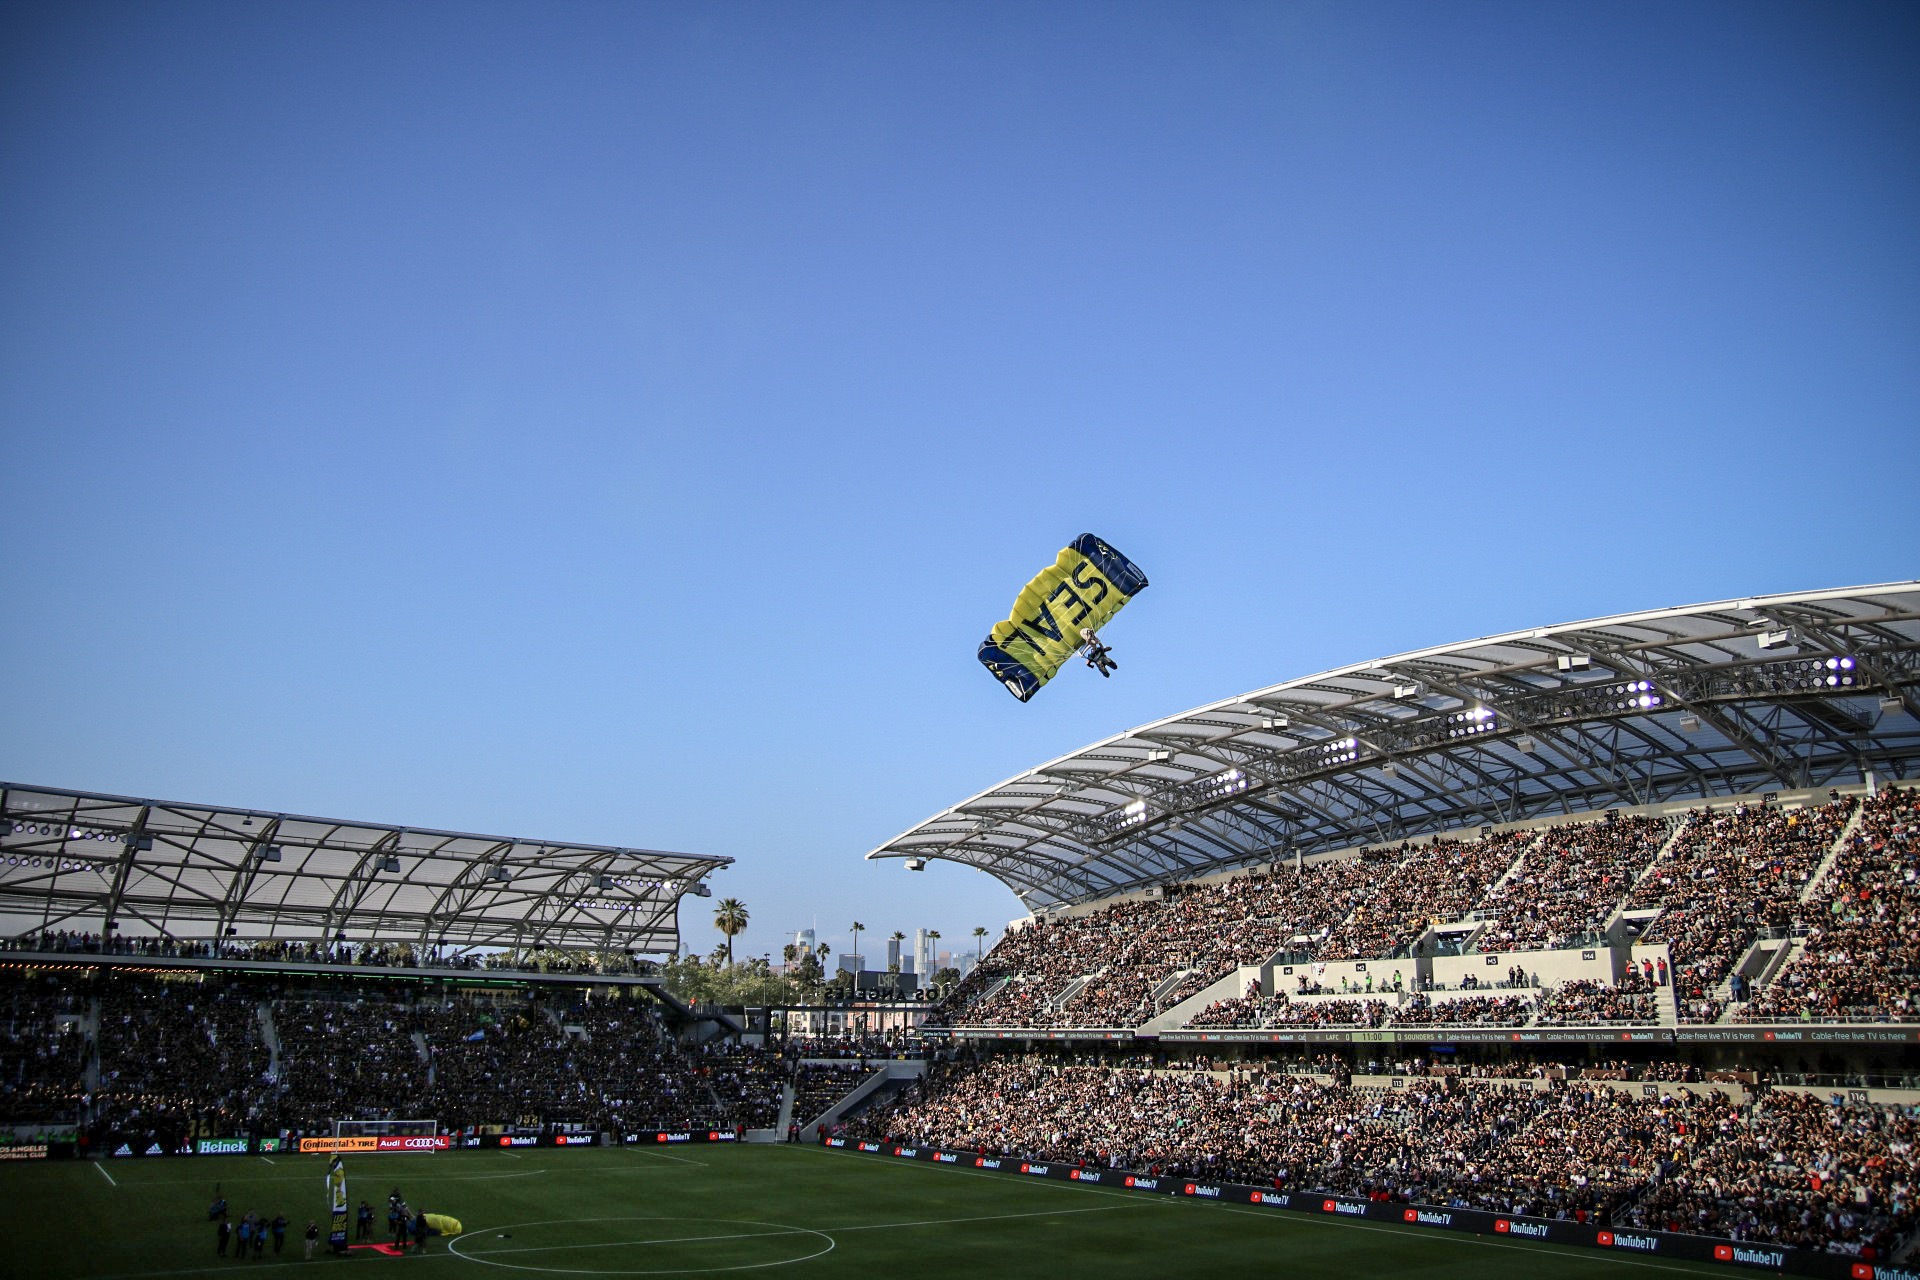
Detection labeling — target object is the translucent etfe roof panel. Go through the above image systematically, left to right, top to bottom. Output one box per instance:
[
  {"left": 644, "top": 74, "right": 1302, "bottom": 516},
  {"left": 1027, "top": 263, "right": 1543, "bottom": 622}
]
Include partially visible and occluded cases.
[
  {"left": 869, "top": 583, "right": 1920, "bottom": 908},
  {"left": 0, "top": 787, "right": 732, "bottom": 953}
]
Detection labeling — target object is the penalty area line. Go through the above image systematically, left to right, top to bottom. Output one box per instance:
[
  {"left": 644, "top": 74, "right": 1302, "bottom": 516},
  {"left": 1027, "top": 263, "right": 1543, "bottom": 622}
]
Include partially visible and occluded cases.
[{"left": 94, "top": 1161, "right": 116, "bottom": 1187}]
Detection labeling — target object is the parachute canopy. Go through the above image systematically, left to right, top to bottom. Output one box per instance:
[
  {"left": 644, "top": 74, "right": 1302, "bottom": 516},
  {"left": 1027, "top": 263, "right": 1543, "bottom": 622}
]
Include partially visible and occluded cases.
[{"left": 978, "top": 534, "right": 1148, "bottom": 702}]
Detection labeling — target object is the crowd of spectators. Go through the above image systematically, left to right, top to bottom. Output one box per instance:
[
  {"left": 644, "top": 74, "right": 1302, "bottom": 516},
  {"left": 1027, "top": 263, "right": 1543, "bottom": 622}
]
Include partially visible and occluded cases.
[
  {"left": 1741, "top": 788, "right": 1918, "bottom": 1023},
  {"left": 938, "top": 791, "right": 1914, "bottom": 1034},
  {"left": 1632, "top": 796, "right": 1855, "bottom": 1020},
  {"left": 1474, "top": 814, "right": 1672, "bottom": 952},
  {"left": 1319, "top": 830, "right": 1537, "bottom": 960},
  {"left": 939, "top": 835, "right": 1535, "bottom": 1031},
  {"left": 1, "top": 931, "right": 652, "bottom": 977},
  {"left": 4, "top": 966, "right": 790, "bottom": 1144},
  {"left": 0, "top": 973, "right": 87, "bottom": 1123},
  {"left": 92, "top": 974, "right": 276, "bottom": 1152},
  {"left": 1533, "top": 976, "right": 1661, "bottom": 1026},
  {"left": 1391, "top": 993, "right": 1536, "bottom": 1027},
  {"left": 275, "top": 997, "right": 423, "bottom": 1132},
  {"left": 849, "top": 1057, "right": 1919, "bottom": 1257},
  {"left": 791, "top": 1062, "right": 869, "bottom": 1125}
]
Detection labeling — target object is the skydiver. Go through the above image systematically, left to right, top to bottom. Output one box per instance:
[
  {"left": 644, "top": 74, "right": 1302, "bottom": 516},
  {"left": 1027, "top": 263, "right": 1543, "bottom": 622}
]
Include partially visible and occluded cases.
[{"left": 1080, "top": 628, "right": 1118, "bottom": 678}]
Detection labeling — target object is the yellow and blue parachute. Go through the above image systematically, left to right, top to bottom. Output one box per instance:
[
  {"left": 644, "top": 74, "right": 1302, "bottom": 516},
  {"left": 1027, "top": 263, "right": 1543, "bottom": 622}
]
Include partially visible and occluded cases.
[{"left": 978, "top": 534, "right": 1148, "bottom": 701}]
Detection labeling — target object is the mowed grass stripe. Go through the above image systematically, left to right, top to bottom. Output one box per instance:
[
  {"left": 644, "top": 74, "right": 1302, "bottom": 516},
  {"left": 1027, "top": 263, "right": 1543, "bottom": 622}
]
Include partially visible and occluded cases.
[{"left": 0, "top": 1144, "right": 1733, "bottom": 1280}]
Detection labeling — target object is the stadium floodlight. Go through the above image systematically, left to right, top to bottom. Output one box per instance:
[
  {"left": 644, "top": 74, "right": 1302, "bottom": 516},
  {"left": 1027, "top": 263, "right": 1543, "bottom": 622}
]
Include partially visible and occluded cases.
[
  {"left": 1757, "top": 629, "right": 1792, "bottom": 650},
  {"left": 1556, "top": 654, "right": 1592, "bottom": 672},
  {"left": 1392, "top": 683, "right": 1421, "bottom": 700},
  {"left": 1881, "top": 697, "right": 1905, "bottom": 718},
  {"left": 1260, "top": 715, "right": 1289, "bottom": 730},
  {"left": 1679, "top": 715, "right": 1701, "bottom": 734},
  {"left": 1516, "top": 736, "right": 1537, "bottom": 754},
  {"left": 1148, "top": 749, "right": 1171, "bottom": 762},
  {"left": 1379, "top": 762, "right": 1398, "bottom": 777},
  {"left": 258, "top": 845, "right": 282, "bottom": 863},
  {"left": 378, "top": 855, "right": 400, "bottom": 873},
  {"left": 904, "top": 858, "right": 927, "bottom": 871},
  {"left": 490, "top": 865, "right": 511, "bottom": 882},
  {"left": 690, "top": 882, "right": 713, "bottom": 897}
]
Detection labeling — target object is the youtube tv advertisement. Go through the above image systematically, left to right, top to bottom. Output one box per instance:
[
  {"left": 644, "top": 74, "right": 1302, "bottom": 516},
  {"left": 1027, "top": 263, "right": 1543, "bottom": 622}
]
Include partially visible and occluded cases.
[{"left": 819, "top": 1136, "right": 1915, "bottom": 1280}]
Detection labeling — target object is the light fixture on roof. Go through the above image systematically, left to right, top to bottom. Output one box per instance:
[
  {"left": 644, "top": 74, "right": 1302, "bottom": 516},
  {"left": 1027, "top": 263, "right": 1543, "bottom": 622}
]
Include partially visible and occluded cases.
[
  {"left": 1757, "top": 629, "right": 1792, "bottom": 650},
  {"left": 1556, "top": 654, "right": 1592, "bottom": 672},
  {"left": 1606, "top": 680, "right": 1662, "bottom": 711},
  {"left": 1392, "top": 683, "right": 1420, "bottom": 700},
  {"left": 1880, "top": 697, "right": 1905, "bottom": 719},
  {"left": 1446, "top": 706, "right": 1498, "bottom": 738},
  {"left": 1261, "top": 715, "right": 1289, "bottom": 731},
  {"left": 1679, "top": 715, "right": 1701, "bottom": 734},
  {"left": 1516, "top": 736, "right": 1537, "bottom": 754},
  {"left": 1148, "top": 749, "right": 1171, "bottom": 762},
  {"left": 1379, "top": 762, "right": 1398, "bottom": 777},
  {"left": 258, "top": 845, "right": 282, "bottom": 863},
  {"left": 377, "top": 856, "right": 400, "bottom": 873},
  {"left": 904, "top": 858, "right": 927, "bottom": 871},
  {"left": 491, "top": 865, "right": 511, "bottom": 882}
]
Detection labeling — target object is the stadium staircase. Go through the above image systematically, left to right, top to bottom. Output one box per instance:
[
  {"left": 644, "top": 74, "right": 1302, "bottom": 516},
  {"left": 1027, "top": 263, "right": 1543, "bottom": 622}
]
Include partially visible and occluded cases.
[
  {"left": 1798, "top": 799, "right": 1868, "bottom": 903},
  {"left": 1703, "top": 802, "right": 1862, "bottom": 1018},
  {"left": 1598, "top": 814, "right": 1695, "bottom": 938},
  {"left": 1140, "top": 965, "right": 1261, "bottom": 1033},
  {"left": 1148, "top": 968, "right": 1199, "bottom": 1009},
  {"left": 1050, "top": 974, "right": 1095, "bottom": 1012},
  {"left": 958, "top": 976, "right": 1008, "bottom": 1014},
  {"left": 81, "top": 998, "right": 100, "bottom": 1095},
  {"left": 255, "top": 1003, "right": 280, "bottom": 1082},
  {"left": 800, "top": 1059, "right": 925, "bottom": 1141},
  {"left": 775, "top": 1083, "right": 794, "bottom": 1136}
]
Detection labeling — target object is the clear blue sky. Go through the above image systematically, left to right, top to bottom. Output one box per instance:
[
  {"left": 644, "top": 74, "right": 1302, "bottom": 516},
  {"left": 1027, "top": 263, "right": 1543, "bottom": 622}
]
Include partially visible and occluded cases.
[{"left": 3, "top": 2, "right": 1916, "bottom": 968}]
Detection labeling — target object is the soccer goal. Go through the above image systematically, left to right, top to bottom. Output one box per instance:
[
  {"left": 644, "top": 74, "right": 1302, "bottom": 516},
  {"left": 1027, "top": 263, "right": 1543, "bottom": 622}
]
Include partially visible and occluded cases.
[{"left": 331, "top": 1119, "right": 440, "bottom": 1141}]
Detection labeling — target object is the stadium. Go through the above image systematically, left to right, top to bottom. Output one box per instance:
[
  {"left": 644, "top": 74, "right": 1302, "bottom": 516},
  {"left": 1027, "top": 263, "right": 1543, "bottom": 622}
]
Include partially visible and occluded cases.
[{"left": 2, "top": 583, "right": 1916, "bottom": 1279}]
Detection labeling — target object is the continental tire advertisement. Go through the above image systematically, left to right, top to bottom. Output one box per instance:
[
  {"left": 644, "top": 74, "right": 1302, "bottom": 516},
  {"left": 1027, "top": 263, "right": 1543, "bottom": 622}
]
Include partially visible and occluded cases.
[{"left": 819, "top": 1137, "right": 1917, "bottom": 1280}]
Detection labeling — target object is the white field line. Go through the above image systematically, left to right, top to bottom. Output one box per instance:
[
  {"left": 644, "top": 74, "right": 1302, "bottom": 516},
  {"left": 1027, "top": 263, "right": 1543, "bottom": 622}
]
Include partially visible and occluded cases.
[
  {"left": 804, "top": 1145, "right": 1734, "bottom": 1278},
  {"left": 94, "top": 1161, "right": 116, "bottom": 1187},
  {"left": 103, "top": 1168, "right": 546, "bottom": 1187},
  {"left": 456, "top": 1204, "right": 1131, "bottom": 1259}
]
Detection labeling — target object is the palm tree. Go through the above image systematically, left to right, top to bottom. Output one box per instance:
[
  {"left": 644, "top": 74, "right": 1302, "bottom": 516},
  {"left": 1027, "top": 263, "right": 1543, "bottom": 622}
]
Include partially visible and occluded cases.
[
  {"left": 713, "top": 898, "right": 749, "bottom": 966},
  {"left": 849, "top": 921, "right": 864, "bottom": 965},
  {"left": 972, "top": 925, "right": 989, "bottom": 961},
  {"left": 781, "top": 942, "right": 798, "bottom": 968}
]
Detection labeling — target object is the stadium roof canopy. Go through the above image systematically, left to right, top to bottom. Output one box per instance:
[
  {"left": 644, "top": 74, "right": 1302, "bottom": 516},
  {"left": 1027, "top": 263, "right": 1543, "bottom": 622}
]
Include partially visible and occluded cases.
[
  {"left": 869, "top": 583, "right": 1920, "bottom": 910},
  {"left": 0, "top": 786, "right": 731, "bottom": 953}
]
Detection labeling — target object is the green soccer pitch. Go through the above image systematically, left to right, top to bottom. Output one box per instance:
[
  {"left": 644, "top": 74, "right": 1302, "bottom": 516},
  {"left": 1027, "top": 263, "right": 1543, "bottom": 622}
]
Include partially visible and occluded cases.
[{"left": 0, "top": 1144, "right": 1732, "bottom": 1279}]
